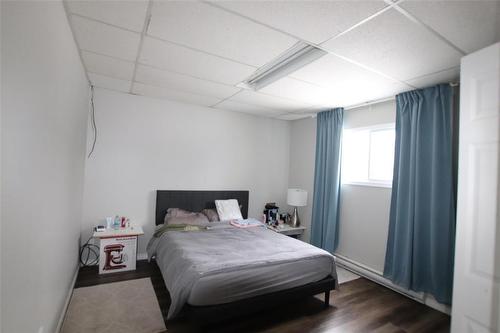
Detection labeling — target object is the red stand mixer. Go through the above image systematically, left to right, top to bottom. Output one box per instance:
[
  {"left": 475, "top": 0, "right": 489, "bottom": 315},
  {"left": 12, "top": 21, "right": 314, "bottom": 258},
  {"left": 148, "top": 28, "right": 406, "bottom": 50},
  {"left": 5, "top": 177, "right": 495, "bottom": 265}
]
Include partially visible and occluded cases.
[{"left": 103, "top": 244, "right": 127, "bottom": 271}]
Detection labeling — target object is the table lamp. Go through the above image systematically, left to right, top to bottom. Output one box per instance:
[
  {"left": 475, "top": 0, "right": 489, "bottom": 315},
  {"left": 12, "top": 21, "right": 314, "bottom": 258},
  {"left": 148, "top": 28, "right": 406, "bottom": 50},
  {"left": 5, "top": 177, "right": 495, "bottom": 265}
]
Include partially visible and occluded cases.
[{"left": 287, "top": 188, "right": 308, "bottom": 227}]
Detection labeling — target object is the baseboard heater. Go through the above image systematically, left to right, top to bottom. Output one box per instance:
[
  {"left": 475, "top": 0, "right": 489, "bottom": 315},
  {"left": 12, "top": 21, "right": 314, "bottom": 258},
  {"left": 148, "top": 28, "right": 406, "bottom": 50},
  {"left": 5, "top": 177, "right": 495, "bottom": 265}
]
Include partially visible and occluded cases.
[{"left": 334, "top": 254, "right": 450, "bottom": 315}]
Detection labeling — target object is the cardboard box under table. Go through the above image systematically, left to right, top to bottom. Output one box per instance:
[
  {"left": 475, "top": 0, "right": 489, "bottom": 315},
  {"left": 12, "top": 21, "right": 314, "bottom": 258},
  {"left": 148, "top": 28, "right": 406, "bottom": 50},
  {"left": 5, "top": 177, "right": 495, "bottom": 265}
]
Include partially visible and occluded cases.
[{"left": 93, "top": 226, "right": 144, "bottom": 274}]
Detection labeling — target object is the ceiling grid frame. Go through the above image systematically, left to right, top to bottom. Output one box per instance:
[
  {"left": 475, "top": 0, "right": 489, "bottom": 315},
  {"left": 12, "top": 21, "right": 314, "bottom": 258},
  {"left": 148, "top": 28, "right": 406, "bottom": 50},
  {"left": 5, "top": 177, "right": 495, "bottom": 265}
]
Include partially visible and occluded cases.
[
  {"left": 62, "top": 0, "right": 91, "bottom": 85},
  {"left": 63, "top": 0, "right": 496, "bottom": 119},
  {"left": 129, "top": 0, "right": 153, "bottom": 94},
  {"left": 203, "top": 0, "right": 414, "bottom": 89},
  {"left": 204, "top": 0, "right": 470, "bottom": 91},
  {"left": 390, "top": 0, "right": 467, "bottom": 56},
  {"left": 63, "top": 1, "right": 258, "bottom": 90},
  {"left": 318, "top": 1, "right": 398, "bottom": 45},
  {"left": 64, "top": 2, "right": 416, "bottom": 94},
  {"left": 65, "top": 6, "right": 260, "bottom": 71},
  {"left": 67, "top": 12, "right": 143, "bottom": 35},
  {"left": 145, "top": 34, "right": 259, "bottom": 69},
  {"left": 72, "top": 48, "right": 256, "bottom": 101},
  {"left": 79, "top": 49, "right": 136, "bottom": 66},
  {"left": 134, "top": 63, "right": 243, "bottom": 95},
  {"left": 405, "top": 65, "right": 460, "bottom": 88},
  {"left": 222, "top": 88, "right": 315, "bottom": 112},
  {"left": 210, "top": 90, "right": 243, "bottom": 108}
]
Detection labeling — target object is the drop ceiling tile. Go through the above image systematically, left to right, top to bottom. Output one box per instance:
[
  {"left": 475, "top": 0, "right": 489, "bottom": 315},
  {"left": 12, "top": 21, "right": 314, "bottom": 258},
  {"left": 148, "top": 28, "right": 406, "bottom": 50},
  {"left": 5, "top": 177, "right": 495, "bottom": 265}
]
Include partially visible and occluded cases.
[
  {"left": 66, "top": 0, "right": 148, "bottom": 32},
  {"left": 400, "top": 0, "right": 500, "bottom": 54},
  {"left": 148, "top": 1, "right": 297, "bottom": 67},
  {"left": 211, "top": 1, "right": 387, "bottom": 44},
  {"left": 321, "top": 8, "right": 463, "bottom": 81},
  {"left": 71, "top": 15, "right": 141, "bottom": 61},
  {"left": 139, "top": 37, "right": 256, "bottom": 85},
  {"left": 82, "top": 51, "right": 135, "bottom": 81},
  {"left": 291, "top": 54, "right": 411, "bottom": 106},
  {"left": 135, "top": 65, "right": 240, "bottom": 100},
  {"left": 405, "top": 66, "right": 460, "bottom": 89},
  {"left": 89, "top": 73, "right": 131, "bottom": 93},
  {"left": 260, "top": 77, "right": 338, "bottom": 106},
  {"left": 132, "top": 83, "right": 221, "bottom": 107},
  {"left": 229, "top": 89, "right": 312, "bottom": 113},
  {"left": 215, "top": 100, "right": 282, "bottom": 117},
  {"left": 303, "top": 105, "right": 330, "bottom": 113},
  {"left": 275, "top": 113, "right": 311, "bottom": 121}
]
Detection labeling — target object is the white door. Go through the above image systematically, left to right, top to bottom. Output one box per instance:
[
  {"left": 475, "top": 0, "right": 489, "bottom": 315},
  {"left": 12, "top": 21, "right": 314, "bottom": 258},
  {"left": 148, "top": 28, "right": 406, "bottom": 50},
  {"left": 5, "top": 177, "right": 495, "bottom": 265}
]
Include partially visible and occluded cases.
[{"left": 451, "top": 43, "right": 500, "bottom": 332}]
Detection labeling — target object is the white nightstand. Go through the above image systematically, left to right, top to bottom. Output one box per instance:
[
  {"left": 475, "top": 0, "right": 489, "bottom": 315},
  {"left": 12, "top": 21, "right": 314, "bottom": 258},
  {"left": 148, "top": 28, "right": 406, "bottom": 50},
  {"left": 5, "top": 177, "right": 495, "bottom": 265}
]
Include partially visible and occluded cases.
[
  {"left": 270, "top": 224, "right": 306, "bottom": 239},
  {"left": 93, "top": 226, "right": 144, "bottom": 274}
]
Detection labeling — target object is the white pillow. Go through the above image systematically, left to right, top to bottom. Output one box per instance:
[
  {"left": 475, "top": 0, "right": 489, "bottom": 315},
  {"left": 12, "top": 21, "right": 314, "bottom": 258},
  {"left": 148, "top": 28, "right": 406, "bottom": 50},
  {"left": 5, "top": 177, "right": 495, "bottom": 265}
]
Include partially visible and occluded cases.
[{"left": 215, "top": 199, "right": 243, "bottom": 221}]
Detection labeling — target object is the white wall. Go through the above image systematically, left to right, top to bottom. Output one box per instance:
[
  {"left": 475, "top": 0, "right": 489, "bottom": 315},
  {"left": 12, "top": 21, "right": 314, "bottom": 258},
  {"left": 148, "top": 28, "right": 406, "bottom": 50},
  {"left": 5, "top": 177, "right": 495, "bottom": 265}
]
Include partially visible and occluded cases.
[
  {"left": 0, "top": 0, "right": 3, "bottom": 330},
  {"left": 1, "top": 2, "right": 89, "bottom": 333},
  {"left": 81, "top": 88, "right": 291, "bottom": 255},
  {"left": 288, "top": 101, "right": 396, "bottom": 272},
  {"left": 337, "top": 101, "right": 395, "bottom": 272},
  {"left": 288, "top": 117, "right": 316, "bottom": 242}
]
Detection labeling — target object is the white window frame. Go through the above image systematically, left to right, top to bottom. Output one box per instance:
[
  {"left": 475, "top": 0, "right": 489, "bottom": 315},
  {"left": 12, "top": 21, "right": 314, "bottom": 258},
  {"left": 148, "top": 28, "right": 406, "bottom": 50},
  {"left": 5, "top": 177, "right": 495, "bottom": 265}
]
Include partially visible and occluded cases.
[{"left": 341, "top": 123, "right": 395, "bottom": 189}]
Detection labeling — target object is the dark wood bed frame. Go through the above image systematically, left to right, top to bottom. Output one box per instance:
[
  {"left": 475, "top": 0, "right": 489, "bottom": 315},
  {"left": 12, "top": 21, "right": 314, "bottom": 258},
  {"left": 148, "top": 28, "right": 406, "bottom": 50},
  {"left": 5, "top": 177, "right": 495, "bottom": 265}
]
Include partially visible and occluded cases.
[{"left": 155, "top": 190, "right": 336, "bottom": 324}]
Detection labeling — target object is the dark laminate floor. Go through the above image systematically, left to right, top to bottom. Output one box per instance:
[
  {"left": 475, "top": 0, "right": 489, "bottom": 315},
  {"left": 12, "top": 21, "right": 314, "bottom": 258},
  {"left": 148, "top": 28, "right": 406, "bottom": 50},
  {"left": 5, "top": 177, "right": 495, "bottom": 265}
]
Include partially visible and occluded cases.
[{"left": 75, "top": 260, "right": 450, "bottom": 333}]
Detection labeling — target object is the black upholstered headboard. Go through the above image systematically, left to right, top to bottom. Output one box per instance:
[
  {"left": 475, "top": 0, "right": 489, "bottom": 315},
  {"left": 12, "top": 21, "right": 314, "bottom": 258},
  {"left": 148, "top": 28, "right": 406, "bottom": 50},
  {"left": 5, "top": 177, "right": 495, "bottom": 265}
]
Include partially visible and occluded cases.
[{"left": 155, "top": 190, "right": 249, "bottom": 225}]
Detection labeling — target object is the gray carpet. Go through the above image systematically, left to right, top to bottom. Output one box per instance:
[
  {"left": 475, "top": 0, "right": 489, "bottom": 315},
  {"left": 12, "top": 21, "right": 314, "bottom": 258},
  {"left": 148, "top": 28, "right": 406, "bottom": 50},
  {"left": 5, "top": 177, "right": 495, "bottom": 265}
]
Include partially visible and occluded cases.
[{"left": 61, "top": 278, "right": 166, "bottom": 333}]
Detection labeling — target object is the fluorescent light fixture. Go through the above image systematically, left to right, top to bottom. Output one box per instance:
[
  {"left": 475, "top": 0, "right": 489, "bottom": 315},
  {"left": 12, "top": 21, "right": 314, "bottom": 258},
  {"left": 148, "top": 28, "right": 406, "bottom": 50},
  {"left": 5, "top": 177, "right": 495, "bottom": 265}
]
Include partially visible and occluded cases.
[{"left": 240, "top": 42, "right": 327, "bottom": 91}]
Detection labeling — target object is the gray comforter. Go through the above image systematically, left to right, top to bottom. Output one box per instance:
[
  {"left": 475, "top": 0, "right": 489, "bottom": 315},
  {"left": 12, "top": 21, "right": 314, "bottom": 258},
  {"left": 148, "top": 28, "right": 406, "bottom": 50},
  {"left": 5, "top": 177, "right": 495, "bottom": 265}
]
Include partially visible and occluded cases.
[{"left": 147, "top": 222, "right": 337, "bottom": 319}]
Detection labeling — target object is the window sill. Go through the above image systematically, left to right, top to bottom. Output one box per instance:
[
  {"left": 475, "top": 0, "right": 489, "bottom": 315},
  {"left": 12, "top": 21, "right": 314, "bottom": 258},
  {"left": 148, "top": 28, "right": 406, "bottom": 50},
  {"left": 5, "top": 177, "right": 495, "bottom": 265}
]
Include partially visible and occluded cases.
[{"left": 342, "top": 181, "right": 392, "bottom": 189}]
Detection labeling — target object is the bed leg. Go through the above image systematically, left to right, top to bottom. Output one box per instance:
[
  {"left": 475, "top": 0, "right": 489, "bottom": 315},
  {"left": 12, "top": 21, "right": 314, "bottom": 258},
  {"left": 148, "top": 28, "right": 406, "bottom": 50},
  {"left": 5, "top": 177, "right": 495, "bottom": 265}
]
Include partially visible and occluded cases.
[{"left": 324, "top": 291, "right": 330, "bottom": 308}]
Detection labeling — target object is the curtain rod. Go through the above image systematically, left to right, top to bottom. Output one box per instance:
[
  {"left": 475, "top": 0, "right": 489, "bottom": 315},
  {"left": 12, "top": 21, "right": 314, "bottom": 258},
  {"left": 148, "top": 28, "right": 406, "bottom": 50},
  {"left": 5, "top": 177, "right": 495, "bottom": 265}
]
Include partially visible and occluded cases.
[
  {"left": 309, "top": 82, "right": 459, "bottom": 117},
  {"left": 337, "top": 82, "right": 460, "bottom": 112},
  {"left": 310, "top": 96, "right": 395, "bottom": 117},
  {"left": 344, "top": 96, "right": 395, "bottom": 111}
]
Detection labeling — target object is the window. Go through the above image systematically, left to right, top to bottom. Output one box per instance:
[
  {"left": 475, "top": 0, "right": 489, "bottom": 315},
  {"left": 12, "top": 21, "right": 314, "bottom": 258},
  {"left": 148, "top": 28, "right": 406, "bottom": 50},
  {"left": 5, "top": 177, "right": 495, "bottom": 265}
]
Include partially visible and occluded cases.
[{"left": 341, "top": 124, "right": 395, "bottom": 187}]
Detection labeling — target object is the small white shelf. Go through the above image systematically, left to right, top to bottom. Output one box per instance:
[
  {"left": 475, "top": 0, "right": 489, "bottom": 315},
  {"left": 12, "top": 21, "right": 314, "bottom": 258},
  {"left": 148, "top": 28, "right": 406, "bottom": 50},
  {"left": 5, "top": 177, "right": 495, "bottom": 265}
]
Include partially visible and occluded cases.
[
  {"left": 269, "top": 224, "right": 306, "bottom": 237},
  {"left": 93, "top": 225, "right": 144, "bottom": 239}
]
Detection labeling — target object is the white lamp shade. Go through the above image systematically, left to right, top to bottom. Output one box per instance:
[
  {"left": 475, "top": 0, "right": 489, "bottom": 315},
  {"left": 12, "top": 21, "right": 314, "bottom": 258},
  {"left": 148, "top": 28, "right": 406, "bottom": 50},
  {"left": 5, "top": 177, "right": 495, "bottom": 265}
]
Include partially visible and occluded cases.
[{"left": 287, "top": 188, "right": 308, "bottom": 206}]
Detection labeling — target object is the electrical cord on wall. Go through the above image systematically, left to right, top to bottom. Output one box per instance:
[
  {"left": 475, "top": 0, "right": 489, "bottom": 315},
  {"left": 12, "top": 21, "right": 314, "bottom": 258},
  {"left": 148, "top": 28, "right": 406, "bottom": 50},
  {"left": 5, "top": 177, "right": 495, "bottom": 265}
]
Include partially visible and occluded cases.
[
  {"left": 87, "top": 85, "right": 97, "bottom": 158},
  {"left": 79, "top": 235, "right": 99, "bottom": 266}
]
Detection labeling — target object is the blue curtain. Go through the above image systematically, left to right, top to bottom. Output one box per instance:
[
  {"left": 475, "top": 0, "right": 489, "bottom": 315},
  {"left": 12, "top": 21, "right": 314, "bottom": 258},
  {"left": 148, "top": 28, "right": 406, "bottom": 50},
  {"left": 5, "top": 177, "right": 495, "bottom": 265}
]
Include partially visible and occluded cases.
[
  {"left": 384, "top": 84, "right": 456, "bottom": 304},
  {"left": 310, "top": 108, "right": 343, "bottom": 253}
]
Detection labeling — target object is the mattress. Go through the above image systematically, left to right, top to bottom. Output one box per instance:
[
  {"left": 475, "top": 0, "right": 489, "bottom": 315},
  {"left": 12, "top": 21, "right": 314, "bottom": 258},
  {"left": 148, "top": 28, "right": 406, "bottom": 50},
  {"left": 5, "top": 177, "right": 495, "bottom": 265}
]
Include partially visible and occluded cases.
[
  {"left": 147, "top": 221, "right": 337, "bottom": 319},
  {"left": 188, "top": 254, "right": 334, "bottom": 306}
]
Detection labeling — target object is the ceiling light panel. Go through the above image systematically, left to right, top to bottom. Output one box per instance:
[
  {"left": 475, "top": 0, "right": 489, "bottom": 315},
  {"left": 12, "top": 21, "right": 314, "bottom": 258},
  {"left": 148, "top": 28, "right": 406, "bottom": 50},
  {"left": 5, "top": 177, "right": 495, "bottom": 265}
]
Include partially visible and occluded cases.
[
  {"left": 65, "top": 0, "right": 149, "bottom": 32},
  {"left": 211, "top": 0, "right": 387, "bottom": 44},
  {"left": 399, "top": 0, "right": 500, "bottom": 54},
  {"left": 147, "top": 1, "right": 298, "bottom": 67},
  {"left": 321, "top": 8, "right": 463, "bottom": 81},
  {"left": 71, "top": 15, "right": 141, "bottom": 61},
  {"left": 139, "top": 37, "right": 256, "bottom": 85},
  {"left": 243, "top": 42, "right": 327, "bottom": 90},
  {"left": 82, "top": 51, "right": 135, "bottom": 81},
  {"left": 290, "top": 53, "right": 411, "bottom": 105},
  {"left": 135, "top": 65, "right": 240, "bottom": 100},
  {"left": 88, "top": 73, "right": 131, "bottom": 93},
  {"left": 133, "top": 83, "right": 222, "bottom": 107},
  {"left": 229, "top": 89, "right": 312, "bottom": 113},
  {"left": 215, "top": 100, "right": 283, "bottom": 117}
]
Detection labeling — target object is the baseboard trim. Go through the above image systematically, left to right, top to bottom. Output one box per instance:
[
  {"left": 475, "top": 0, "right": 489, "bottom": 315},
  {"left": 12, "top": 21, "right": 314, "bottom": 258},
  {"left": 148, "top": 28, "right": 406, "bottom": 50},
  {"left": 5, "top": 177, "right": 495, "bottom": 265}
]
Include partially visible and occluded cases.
[
  {"left": 334, "top": 254, "right": 451, "bottom": 315},
  {"left": 56, "top": 264, "right": 79, "bottom": 333}
]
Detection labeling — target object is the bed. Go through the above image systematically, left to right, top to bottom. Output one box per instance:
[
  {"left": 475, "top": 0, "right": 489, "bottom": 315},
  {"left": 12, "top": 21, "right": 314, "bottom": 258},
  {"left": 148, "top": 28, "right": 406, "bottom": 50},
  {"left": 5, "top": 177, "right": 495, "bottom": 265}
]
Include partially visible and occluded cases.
[{"left": 147, "top": 190, "right": 337, "bottom": 323}]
